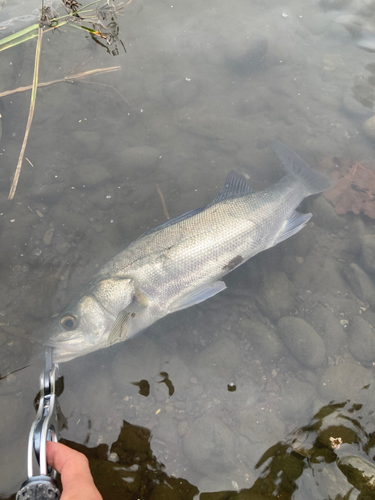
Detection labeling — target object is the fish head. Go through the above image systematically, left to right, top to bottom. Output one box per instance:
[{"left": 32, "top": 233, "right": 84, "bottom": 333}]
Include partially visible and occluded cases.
[{"left": 45, "top": 277, "right": 135, "bottom": 362}]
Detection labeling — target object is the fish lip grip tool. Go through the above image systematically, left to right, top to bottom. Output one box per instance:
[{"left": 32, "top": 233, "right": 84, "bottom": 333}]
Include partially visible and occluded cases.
[{"left": 16, "top": 347, "right": 61, "bottom": 500}]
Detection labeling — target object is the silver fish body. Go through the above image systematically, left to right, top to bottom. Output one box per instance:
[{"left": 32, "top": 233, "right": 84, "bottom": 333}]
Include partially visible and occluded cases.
[{"left": 45, "top": 142, "right": 334, "bottom": 362}]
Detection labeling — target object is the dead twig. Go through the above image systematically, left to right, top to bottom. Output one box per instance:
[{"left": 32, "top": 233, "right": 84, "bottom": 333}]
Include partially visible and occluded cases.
[
  {"left": 8, "top": 25, "right": 43, "bottom": 200},
  {"left": 0, "top": 65, "right": 121, "bottom": 98},
  {"left": 156, "top": 184, "right": 170, "bottom": 220}
]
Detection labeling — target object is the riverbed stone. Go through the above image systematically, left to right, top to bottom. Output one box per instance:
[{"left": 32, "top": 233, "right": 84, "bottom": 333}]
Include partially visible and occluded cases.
[
  {"left": 363, "top": 115, "right": 375, "bottom": 140},
  {"left": 117, "top": 146, "right": 161, "bottom": 180},
  {"left": 75, "top": 158, "right": 112, "bottom": 187},
  {"left": 310, "top": 196, "right": 346, "bottom": 231},
  {"left": 361, "top": 234, "right": 375, "bottom": 273},
  {"left": 292, "top": 254, "right": 348, "bottom": 295},
  {"left": 343, "top": 263, "right": 375, "bottom": 308},
  {"left": 256, "top": 271, "right": 296, "bottom": 321},
  {"left": 304, "top": 305, "right": 347, "bottom": 358},
  {"left": 348, "top": 316, "right": 375, "bottom": 363},
  {"left": 277, "top": 317, "right": 326, "bottom": 369},
  {"left": 238, "top": 318, "right": 286, "bottom": 363},
  {"left": 111, "top": 337, "right": 161, "bottom": 393},
  {"left": 191, "top": 338, "right": 240, "bottom": 384},
  {"left": 318, "top": 362, "right": 373, "bottom": 402},
  {"left": 277, "top": 377, "right": 317, "bottom": 421},
  {"left": 0, "top": 392, "right": 28, "bottom": 446},
  {"left": 239, "top": 408, "right": 285, "bottom": 454},
  {"left": 153, "top": 413, "right": 179, "bottom": 445},
  {"left": 183, "top": 415, "right": 237, "bottom": 476},
  {"left": 338, "top": 455, "right": 375, "bottom": 492}
]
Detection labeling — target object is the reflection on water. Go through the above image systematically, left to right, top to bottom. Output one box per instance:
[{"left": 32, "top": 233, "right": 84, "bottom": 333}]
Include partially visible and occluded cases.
[{"left": 1, "top": 0, "right": 375, "bottom": 498}]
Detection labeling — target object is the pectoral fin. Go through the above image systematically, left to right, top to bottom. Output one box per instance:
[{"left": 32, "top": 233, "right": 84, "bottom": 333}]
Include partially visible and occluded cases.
[
  {"left": 169, "top": 281, "right": 226, "bottom": 313},
  {"left": 108, "top": 288, "right": 149, "bottom": 345}
]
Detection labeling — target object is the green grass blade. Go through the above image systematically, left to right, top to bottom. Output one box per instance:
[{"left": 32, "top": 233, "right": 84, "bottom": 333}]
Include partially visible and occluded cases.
[{"left": 0, "top": 23, "right": 39, "bottom": 51}]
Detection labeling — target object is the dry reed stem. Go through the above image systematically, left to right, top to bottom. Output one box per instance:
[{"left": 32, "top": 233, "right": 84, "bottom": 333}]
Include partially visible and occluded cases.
[
  {"left": 8, "top": 26, "right": 43, "bottom": 200},
  {"left": 0, "top": 65, "right": 121, "bottom": 98},
  {"left": 156, "top": 184, "right": 170, "bottom": 220}
]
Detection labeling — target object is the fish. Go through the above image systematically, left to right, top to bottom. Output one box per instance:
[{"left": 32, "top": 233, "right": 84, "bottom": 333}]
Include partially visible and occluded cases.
[{"left": 44, "top": 141, "right": 334, "bottom": 362}]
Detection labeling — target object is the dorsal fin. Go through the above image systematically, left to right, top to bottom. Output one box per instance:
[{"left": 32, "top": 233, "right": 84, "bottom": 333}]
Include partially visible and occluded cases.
[{"left": 208, "top": 170, "right": 252, "bottom": 206}]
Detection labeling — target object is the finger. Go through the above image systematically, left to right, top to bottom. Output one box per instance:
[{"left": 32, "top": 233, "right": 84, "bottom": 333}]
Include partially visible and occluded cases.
[{"left": 47, "top": 441, "right": 102, "bottom": 500}]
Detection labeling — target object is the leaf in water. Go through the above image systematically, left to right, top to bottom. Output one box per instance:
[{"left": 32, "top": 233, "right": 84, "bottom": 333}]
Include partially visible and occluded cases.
[{"left": 321, "top": 158, "right": 375, "bottom": 218}]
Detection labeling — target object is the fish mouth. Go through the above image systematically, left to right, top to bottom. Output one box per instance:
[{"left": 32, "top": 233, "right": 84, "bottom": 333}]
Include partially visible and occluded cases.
[
  {"left": 44, "top": 337, "right": 108, "bottom": 363},
  {"left": 44, "top": 342, "right": 83, "bottom": 363}
]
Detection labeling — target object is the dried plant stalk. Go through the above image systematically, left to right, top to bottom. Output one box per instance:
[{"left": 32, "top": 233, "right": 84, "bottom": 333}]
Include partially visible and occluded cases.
[
  {"left": 8, "top": 26, "right": 43, "bottom": 200},
  {"left": 0, "top": 65, "right": 121, "bottom": 98}
]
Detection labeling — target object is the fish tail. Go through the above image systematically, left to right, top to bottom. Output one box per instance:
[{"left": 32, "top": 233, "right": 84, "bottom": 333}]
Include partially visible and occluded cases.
[{"left": 270, "top": 141, "right": 335, "bottom": 195}]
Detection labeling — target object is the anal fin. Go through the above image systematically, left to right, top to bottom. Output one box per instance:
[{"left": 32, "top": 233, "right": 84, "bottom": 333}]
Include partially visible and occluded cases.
[{"left": 273, "top": 211, "right": 312, "bottom": 246}]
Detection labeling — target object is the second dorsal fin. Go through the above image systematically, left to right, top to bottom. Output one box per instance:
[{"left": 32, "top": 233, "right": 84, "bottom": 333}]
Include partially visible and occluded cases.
[{"left": 208, "top": 170, "right": 252, "bottom": 206}]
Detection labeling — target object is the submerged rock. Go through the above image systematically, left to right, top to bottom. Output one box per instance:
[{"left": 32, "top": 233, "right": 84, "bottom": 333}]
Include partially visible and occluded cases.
[
  {"left": 117, "top": 146, "right": 161, "bottom": 180},
  {"left": 75, "top": 158, "right": 112, "bottom": 187},
  {"left": 310, "top": 196, "right": 345, "bottom": 231},
  {"left": 361, "top": 234, "right": 375, "bottom": 273},
  {"left": 343, "top": 263, "right": 375, "bottom": 308},
  {"left": 257, "top": 271, "right": 296, "bottom": 321},
  {"left": 305, "top": 305, "right": 347, "bottom": 358},
  {"left": 348, "top": 316, "right": 375, "bottom": 363},
  {"left": 277, "top": 317, "right": 326, "bottom": 369},
  {"left": 238, "top": 318, "right": 286, "bottom": 363},
  {"left": 111, "top": 337, "right": 161, "bottom": 393},
  {"left": 191, "top": 338, "right": 240, "bottom": 384},
  {"left": 318, "top": 362, "right": 373, "bottom": 402},
  {"left": 277, "top": 377, "right": 317, "bottom": 421},
  {"left": 183, "top": 415, "right": 237, "bottom": 476},
  {"left": 338, "top": 455, "right": 375, "bottom": 492}
]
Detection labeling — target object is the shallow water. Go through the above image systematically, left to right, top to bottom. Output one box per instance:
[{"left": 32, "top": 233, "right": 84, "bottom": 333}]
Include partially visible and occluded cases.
[{"left": 1, "top": 0, "right": 375, "bottom": 498}]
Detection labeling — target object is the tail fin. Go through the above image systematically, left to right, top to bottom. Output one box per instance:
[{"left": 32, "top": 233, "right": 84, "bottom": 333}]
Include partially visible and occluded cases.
[{"left": 270, "top": 141, "right": 335, "bottom": 195}]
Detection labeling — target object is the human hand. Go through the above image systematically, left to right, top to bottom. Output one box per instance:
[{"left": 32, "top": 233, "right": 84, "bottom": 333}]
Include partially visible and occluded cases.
[{"left": 46, "top": 441, "right": 102, "bottom": 500}]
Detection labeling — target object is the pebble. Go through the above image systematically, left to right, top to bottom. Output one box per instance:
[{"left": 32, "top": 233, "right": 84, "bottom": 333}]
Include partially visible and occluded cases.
[
  {"left": 224, "top": 36, "right": 268, "bottom": 77},
  {"left": 163, "top": 78, "right": 200, "bottom": 108},
  {"left": 342, "top": 92, "right": 374, "bottom": 118},
  {"left": 362, "top": 115, "right": 375, "bottom": 140},
  {"left": 72, "top": 130, "right": 103, "bottom": 155},
  {"left": 116, "top": 146, "right": 161, "bottom": 180},
  {"left": 75, "top": 159, "right": 112, "bottom": 187},
  {"left": 310, "top": 196, "right": 346, "bottom": 231},
  {"left": 347, "top": 218, "right": 366, "bottom": 256},
  {"left": 43, "top": 227, "right": 54, "bottom": 246},
  {"left": 361, "top": 234, "right": 375, "bottom": 273},
  {"left": 292, "top": 254, "right": 348, "bottom": 295},
  {"left": 343, "top": 263, "right": 375, "bottom": 308},
  {"left": 256, "top": 271, "right": 296, "bottom": 321},
  {"left": 304, "top": 305, "right": 347, "bottom": 359},
  {"left": 348, "top": 316, "right": 375, "bottom": 363},
  {"left": 277, "top": 317, "right": 326, "bottom": 369},
  {"left": 238, "top": 318, "right": 286, "bottom": 363},
  {"left": 111, "top": 338, "right": 161, "bottom": 393},
  {"left": 191, "top": 338, "right": 240, "bottom": 384},
  {"left": 160, "top": 355, "right": 191, "bottom": 393},
  {"left": 318, "top": 362, "right": 373, "bottom": 402},
  {"left": 78, "top": 368, "right": 113, "bottom": 417},
  {"left": 276, "top": 377, "right": 317, "bottom": 421},
  {"left": 0, "top": 393, "right": 28, "bottom": 446},
  {"left": 239, "top": 409, "right": 285, "bottom": 454},
  {"left": 152, "top": 413, "right": 179, "bottom": 444},
  {"left": 183, "top": 415, "right": 237, "bottom": 476},
  {"left": 338, "top": 455, "right": 375, "bottom": 491},
  {"left": 303, "top": 457, "right": 360, "bottom": 499}
]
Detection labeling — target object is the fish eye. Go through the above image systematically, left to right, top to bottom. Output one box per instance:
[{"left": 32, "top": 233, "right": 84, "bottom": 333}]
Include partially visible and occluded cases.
[{"left": 61, "top": 314, "right": 78, "bottom": 330}]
